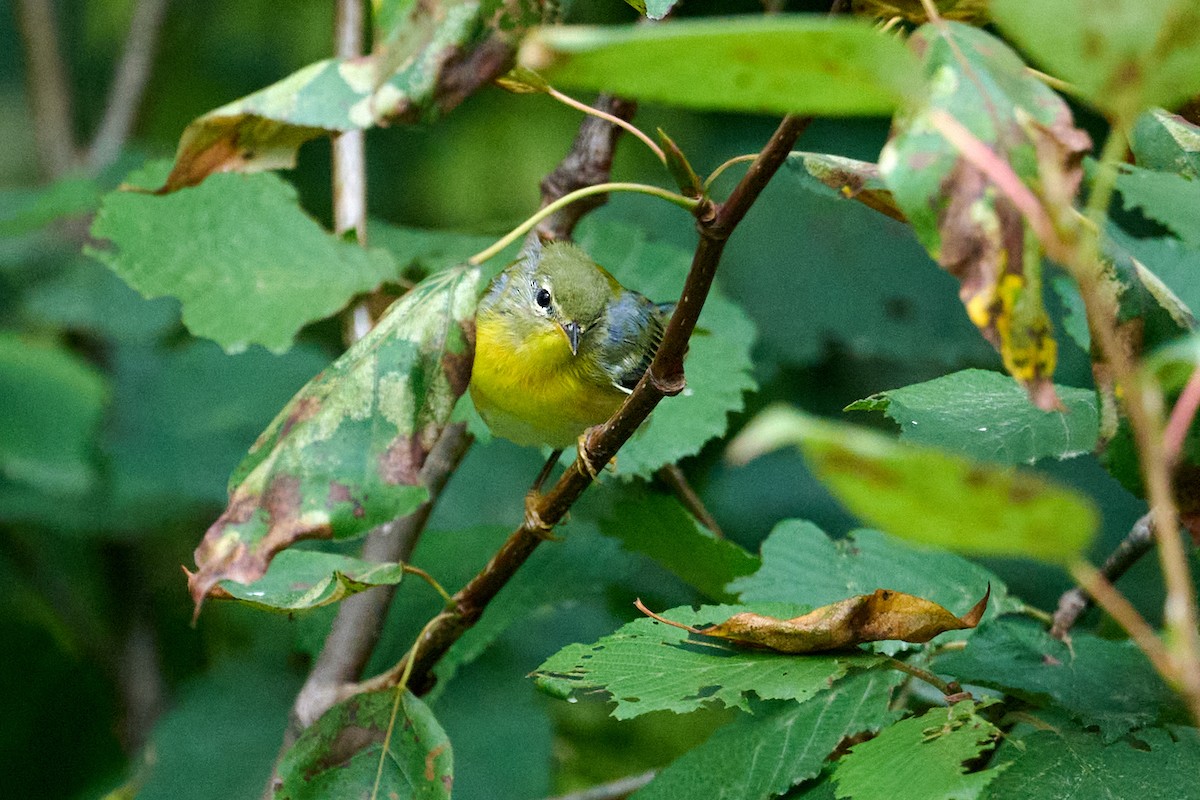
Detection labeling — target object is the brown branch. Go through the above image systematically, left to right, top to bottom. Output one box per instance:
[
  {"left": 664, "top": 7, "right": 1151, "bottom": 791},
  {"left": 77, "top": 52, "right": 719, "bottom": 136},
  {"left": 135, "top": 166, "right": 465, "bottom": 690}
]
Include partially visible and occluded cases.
[
  {"left": 15, "top": 0, "right": 79, "bottom": 177},
  {"left": 88, "top": 0, "right": 169, "bottom": 169},
  {"left": 537, "top": 94, "right": 639, "bottom": 242},
  {"left": 360, "top": 114, "right": 811, "bottom": 697},
  {"left": 656, "top": 463, "right": 724, "bottom": 538},
  {"left": 1051, "top": 512, "right": 1157, "bottom": 638}
]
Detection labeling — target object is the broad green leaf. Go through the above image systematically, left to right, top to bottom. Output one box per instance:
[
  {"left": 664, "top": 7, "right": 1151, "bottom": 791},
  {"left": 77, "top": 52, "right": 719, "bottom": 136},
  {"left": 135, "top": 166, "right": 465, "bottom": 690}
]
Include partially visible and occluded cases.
[
  {"left": 991, "top": 0, "right": 1200, "bottom": 120},
  {"left": 161, "top": 1, "right": 549, "bottom": 190},
  {"left": 519, "top": 16, "right": 922, "bottom": 117},
  {"left": 881, "top": 22, "right": 1092, "bottom": 409},
  {"left": 1131, "top": 109, "right": 1200, "bottom": 178},
  {"left": 785, "top": 152, "right": 906, "bottom": 222},
  {"left": 88, "top": 162, "right": 398, "bottom": 354},
  {"left": 1115, "top": 163, "right": 1200, "bottom": 249},
  {"left": 0, "top": 175, "right": 101, "bottom": 237},
  {"left": 370, "top": 221, "right": 497, "bottom": 281},
  {"left": 573, "top": 221, "right": 757, "bottom": 477},
  {"left": 1103, "top": 226, "right": 1196, "bottom": 341},
  {"left": 1110, "top": 233, "right": 1200, "bottom": 321},
  {"left": 22, "top": 256, "right": 179, "bottom": 343},
  {"left": 188, "top": 265, "right": 481, "bottom": 613},
  {"left": 1145, "top": 330, "right": 1200, "bottom": 391},
  {"left": 0, "top": 333, "right": 107, "bottom": 497},
  {"left": 846, "top": 369, "right": 1099, "bottom": 464},
  {"left": 728, "top": 407, "right": 1098, "bottom": 562},
  {"left": 585, "top": 482, "right": 759, "bottom": 602},
  {"left": 729, "top": 521, "right": 1018, "bottom": 621},
  {"left": 212, "top": 549, "right": 405, "bottom": 612},
  {"left": 533, "top": 604, "right": 883, "bottom": 719},
  {"left": 934, "top": 618, "right": 1181, "bottom": 741},
  {"left": 633, "top": 670, "right": 903, "bottom": 800},
  {"left": 276, "top": 689, "right": 452, "bottom": 800},
  {"left": 832, "top": 702, "right": 1003, "bottom": 800},
  {"left": 981, "top": 719, "right": 1200, "bottom": 799}
]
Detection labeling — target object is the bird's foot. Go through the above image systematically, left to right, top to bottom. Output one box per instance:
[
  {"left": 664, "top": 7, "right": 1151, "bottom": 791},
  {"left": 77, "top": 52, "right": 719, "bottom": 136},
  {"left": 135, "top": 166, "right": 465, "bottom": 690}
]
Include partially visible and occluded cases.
[
  {"left": 576, "top": 431, "right": 615, "bottom": 481},
  {"left": 524, "top": 490, "right": 560, "bottom": 541}
]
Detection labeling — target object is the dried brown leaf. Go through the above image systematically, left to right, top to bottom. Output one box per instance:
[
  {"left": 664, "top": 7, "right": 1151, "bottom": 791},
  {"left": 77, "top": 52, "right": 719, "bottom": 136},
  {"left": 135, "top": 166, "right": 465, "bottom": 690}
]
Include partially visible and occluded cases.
[{"left": 636, "top": 586, "right": 990, "bottom": 654}]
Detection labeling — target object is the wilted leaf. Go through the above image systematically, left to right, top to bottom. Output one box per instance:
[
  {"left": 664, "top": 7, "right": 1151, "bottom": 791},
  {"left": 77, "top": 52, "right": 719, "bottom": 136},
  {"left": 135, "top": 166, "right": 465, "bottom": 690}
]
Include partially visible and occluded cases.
[
  {"left": 161, "top": 0, "right": 549, "bottom": 191},
  {"left": 991, "top": 0, "right": 1200, "bottom": 120},
  {"left": 519, "top": 16, "right": 922, "bottom": 117},
  {"left": 881, "top": 22, "right": 1092, "bottom": 409},
  {"left": 1131, "top": 108, "right": 1200, "bottom": 178},
  {"left": 785, "top": 152, "right": 907, "bottom": 222},
  {"left": 89, "top": 163, "right": 398, "bottom": 353},
  {"left": 187, "top": 265, "right": 481, "bottom": 615},
  {"left": 846, "top": 369, "right": 1099, "bottom": 464},
  {"left": 728, "top": 407, "right": 1098, "bottom": 562},
  {"left": 208, "top": 549, "right": 405, "bottom": 612},
  {"left": 636, "top": 587, "right": 988, "bottom": 654},
  {"left": 533, "top": 604, "right": 883, "bottom": 719},
  {"left": 632, "top": 670, "right": 903, "bottom": 800},
  {"left": 275, "top": 689, "right": 452, "bottom": 800},
  {"left": 832, "top": 702, "right": 1003, "bottom": 800}
]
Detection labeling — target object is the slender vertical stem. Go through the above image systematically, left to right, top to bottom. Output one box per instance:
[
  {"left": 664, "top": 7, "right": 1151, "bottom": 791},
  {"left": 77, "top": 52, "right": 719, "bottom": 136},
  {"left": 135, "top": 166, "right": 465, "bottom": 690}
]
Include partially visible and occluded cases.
[{"left": 15, "top": 0, "right": 79, "bottom": 177}]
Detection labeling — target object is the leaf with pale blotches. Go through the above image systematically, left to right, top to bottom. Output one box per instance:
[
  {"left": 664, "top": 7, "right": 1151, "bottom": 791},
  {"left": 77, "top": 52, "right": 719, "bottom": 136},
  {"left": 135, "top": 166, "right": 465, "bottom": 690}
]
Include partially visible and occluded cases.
[
  {"left": 160, "top": 0, "right": 550, "bottom": 192},
  {"left": 881, "top": 22, "right": 1092, "bottom": 410},
  {"left": 786, "top": 152, "right": 907, "bottom": 223},
  {"left": 187, "top": 265, "right": 481, "bottom": 616},
  {"left": 207, "top": 549, "right": 405, "bottom": 613},
  {"left": 637, "top": 587, "right": 988, "bottom": 653}
]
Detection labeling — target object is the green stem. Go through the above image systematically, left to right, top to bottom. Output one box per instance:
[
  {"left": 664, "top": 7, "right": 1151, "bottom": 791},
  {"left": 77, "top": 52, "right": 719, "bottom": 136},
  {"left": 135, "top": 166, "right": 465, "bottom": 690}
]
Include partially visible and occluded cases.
[
  {"left": 546, "top": 86, "right": 666, "bottom": 164},
  {"left": 703, "top": 154, "right": 758, "bottom": 191},
  {"left": 468, "top": 182, "right": 700, "bottom": 265},
  {"left": 885, "top": 656, "right": 965, "bottom": 699}
]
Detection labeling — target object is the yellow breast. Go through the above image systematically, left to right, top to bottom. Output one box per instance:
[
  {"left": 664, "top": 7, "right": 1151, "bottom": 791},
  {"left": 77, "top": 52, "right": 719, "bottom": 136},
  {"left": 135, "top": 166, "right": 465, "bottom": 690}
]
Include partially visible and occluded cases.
[{"left": 469, "top": 313, "right": 626, "bottom": 449}]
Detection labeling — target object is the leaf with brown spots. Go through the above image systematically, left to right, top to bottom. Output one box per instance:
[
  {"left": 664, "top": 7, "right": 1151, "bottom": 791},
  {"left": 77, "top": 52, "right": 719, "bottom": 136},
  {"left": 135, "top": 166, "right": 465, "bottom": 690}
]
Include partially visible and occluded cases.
[
  {"left": 160, "top": 1, "right": 551, "bottom": 192},
  {"left": 881, "top": 22, "right": 1092, "bottom": 410},
  {"left": 786, "top": 152, "right": 907, "bottom": 222},
  {"left": 187, "top": 265, "right": 482, "bottom": 617},
  {"left": 728, "top": 405, "right": 1097, "bottom": 563},
  {"left": 636, "top": 587, "right": 989, "bottom": 653},
  {"left": 275, "top": 689, "right": 452, "bottom": 799}
]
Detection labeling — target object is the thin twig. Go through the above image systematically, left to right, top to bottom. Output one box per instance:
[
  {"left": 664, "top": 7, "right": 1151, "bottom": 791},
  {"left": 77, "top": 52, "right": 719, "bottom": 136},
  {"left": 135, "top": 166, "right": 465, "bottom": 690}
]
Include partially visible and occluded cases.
[
  {"left": 15, "top": 0, "right": 79, "bottom": 177},
  {"left": 88, "top": 0, "right": 169, "bottom": 168},
  {"left": 547, "top": 88, "right": 663, "bottom": 164},
  {"left": 362, "top": 114, "right": 812, "bottom": 696},
  {"left": 1164, "top": 367, "right": 1200, "bottom": 466},
  {"left": 656, "top": 463, "right": 724, "bottom": 538},
  {"left": 1051, "top": 512, "right": 1156, "bottom": 638},
  {"left": 1069, "top": 560, "right": 1175, "bottom": 678},
  {"left": 884, "top": 656, "right": 966, "bottom": 700},
  {"left": 541, "top": 771, "right": 658, "bottom": 800}
]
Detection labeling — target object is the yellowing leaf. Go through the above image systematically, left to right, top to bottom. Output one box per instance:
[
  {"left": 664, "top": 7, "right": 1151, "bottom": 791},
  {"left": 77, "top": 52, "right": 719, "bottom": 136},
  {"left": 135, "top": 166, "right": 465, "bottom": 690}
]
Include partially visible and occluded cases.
[{"left": 635, "top": 587, "right": 989, "bottom": 654}]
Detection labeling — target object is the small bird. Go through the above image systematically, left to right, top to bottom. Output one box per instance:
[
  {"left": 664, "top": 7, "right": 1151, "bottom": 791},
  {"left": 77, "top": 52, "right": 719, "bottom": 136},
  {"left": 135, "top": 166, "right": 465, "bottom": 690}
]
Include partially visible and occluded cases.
[{"left": 470, "top": 237, "right": 672, "bottom": 451}]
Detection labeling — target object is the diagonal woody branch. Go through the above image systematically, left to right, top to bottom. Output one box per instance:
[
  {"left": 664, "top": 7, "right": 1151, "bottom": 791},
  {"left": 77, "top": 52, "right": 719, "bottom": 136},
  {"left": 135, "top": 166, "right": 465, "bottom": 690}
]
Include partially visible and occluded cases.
[{"left": 357, "top": 114, "right": 811, "bottom": 696}]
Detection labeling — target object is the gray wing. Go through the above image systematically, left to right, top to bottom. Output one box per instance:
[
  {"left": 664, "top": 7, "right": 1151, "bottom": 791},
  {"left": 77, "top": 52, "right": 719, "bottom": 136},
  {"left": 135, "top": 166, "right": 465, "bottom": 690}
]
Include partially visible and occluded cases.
[{"left": 598, "top": 295, "right": 673, "bottom": 393}]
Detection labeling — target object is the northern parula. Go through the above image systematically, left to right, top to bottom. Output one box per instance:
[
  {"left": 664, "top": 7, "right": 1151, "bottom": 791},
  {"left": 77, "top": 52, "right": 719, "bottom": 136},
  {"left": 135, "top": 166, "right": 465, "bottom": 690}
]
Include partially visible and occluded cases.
[{"left": 469, "top": 237, "right": 672, "bottom": 449}]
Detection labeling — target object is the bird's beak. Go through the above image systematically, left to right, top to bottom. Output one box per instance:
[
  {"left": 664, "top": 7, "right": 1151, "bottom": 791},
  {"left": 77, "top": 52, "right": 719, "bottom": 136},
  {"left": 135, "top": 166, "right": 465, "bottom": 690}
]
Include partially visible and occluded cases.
[{"left": 560, "top": 321, "right": 581, "bottom": 356}]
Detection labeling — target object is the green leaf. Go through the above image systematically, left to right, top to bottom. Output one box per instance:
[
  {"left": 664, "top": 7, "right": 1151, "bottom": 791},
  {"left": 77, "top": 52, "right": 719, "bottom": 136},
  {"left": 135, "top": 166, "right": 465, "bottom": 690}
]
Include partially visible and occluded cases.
[
  {"left": 622, "top": 0, "right": 678, "bottom": 20},
  {"left": 991, "top": 0, "right": 1200, "bottom": 119},
  {"left": 162, "top": 1, "right": 547, "bottom": 190},
  {"left": 520, "top": 16, "right": 922, "bottom": 117},
  {"left": 881, "top": 22, "right": 1091, "bottom": 408},
  {"left": 1131, "top": 109, "right": 1200, "bottom": 178},
  {"left": 785, "top": 152, "right": 906, "bottom": 222},
  {"left": 88, "top": 163, "right": 398, "bottom": 353},
  {"left": 1115, "top": 163, "right": 1200, "bottom": 249},
  {"left": 0, "top": 175, "right": 101, "bottom": 237},
  {"left": 370, "top": 221, "right": 497, "bottom": 281},
  {"left": 573, "top": 221, "right": 757, "bottom": 476},
  {"left": 1110, "top": 233, "right": 1200, "bottom": 321},
  {"left": 22, "top": 256, "right": 180, "bottom": 343},
  {"left": 187, "top": 264, "right": 481, "bottom": 613},
  {"left": 0, "top": 333, "right": 107, "bottom": 497},
  {"left": 846, "top": 369, "right": 1099, "bottom": 464},
  {"left": 728, "top": 407, "right": 1098, "bottom": 563},
  {"left": 585, "top": 482, "right": 759, "bottom": 603},
  {"left": 729, "top": 521, "right": 1018, "bottom": 620},
  {"left": 213, "top": 549, "right": 405, "bottom": 612},
  {"left": 532, "top": 603, "right": 883, "bottom": 719},
  {"left": 934, "top": 618, "right": 1181, "bottom": 741},
  {"left": 633, "top": 670, "right": 903, "bottom": 800},
  {"left": 276, "top": 689, "right": 452, "bottom": 800},
  {"left": 832, "top": 702, "right": 1002, "bottom": 800},
  {"left": 981, "top": 720, "right": 1200, "bottom": 799}
]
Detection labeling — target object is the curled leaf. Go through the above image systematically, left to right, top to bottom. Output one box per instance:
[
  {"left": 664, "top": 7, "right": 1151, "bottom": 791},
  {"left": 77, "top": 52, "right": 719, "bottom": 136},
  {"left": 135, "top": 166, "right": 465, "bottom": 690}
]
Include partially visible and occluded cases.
[
  {"left": 786, "top": 152, "right": 907, "bottom": 222},
  {"left": 187, "top": 265, "right": 481, "bottom": 617},
  {"left": 201, "top": 549, "right": 406, "bottom": 613},
  {"left": 635, "top": 587, "right": 989, "bottom": 654}
]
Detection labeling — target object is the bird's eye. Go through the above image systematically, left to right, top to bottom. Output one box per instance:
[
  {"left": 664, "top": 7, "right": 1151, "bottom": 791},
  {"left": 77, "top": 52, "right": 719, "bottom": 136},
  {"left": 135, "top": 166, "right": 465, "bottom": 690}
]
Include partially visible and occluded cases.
[{"left": 535, "top": 288, "right": 552, "bottom": 308}]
